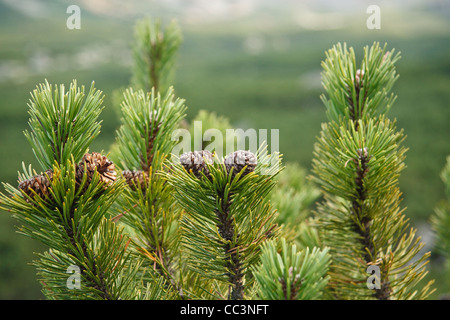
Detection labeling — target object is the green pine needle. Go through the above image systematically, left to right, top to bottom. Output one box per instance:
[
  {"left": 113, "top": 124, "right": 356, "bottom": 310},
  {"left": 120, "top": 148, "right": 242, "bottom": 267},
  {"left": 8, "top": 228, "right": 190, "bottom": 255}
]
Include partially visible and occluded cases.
[{"left": 252, "top": 238, "right": 330, "bottom": 300}]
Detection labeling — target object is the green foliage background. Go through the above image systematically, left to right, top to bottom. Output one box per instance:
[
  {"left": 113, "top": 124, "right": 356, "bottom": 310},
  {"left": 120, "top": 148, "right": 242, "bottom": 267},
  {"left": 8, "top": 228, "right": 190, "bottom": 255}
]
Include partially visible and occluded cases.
[{"left": 0, "top": 1, "right": 449, "bottom": 299}]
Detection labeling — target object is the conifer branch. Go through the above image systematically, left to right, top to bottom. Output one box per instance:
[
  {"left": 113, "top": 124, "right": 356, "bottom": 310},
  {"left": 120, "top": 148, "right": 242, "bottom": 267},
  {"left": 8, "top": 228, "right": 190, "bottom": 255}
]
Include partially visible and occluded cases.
[
  {"left": 112, "top": 17, "right": 186, "bottom": 299},
  {"left": 131, "top": 18, "right": 182, "bottom": 94},
  {"left": 312, "top": 42, "right": 434, "bottom": 300},
  {"left": 320, "top": 42, "right": 400, "bottom": 124},
  {"left": 0, "top": 80, "right": 141, "bottom": 299},
  {"left": 23, "top": 80, "right": 103, "bottom": 170},
  {"left": 113, "top": 86, "right": 187, "bottom": 298},
  {"left": 162, "top": 147, "right": 282, "bottom": 300}
]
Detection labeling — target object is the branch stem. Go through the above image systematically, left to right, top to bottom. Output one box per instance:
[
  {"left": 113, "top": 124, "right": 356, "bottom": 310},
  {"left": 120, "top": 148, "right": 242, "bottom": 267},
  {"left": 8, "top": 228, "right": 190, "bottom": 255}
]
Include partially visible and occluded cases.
[
  {"left": 350, "top": 150, "right": 391, "bottom": 300},
  {"left": 215, "top": 190, "right": 244, "bottom": 300}
]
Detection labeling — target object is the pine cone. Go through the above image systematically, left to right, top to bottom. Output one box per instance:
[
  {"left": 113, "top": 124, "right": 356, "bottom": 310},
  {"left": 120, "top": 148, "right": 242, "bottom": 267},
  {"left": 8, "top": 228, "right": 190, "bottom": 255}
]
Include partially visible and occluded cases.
[
  {"left": 180, "top": 150, "right": 214, "bottom": 179},
  {"left": 224, "top": 150, "right": 257, "bottom": 178},
  {"left": 76, "top": 152, "right": 116, "bottom": 189},
  {"left": 18, "top": 169, "right": 54, "bottom": 203},
  {"left": 122, "top": 170, "right": 148, "bottom": 191}
]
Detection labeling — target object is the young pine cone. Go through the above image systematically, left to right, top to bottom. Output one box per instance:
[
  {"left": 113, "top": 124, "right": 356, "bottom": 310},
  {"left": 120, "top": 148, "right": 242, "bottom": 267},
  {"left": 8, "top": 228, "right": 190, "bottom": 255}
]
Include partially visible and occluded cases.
[
  {"left": 180, "top": 150, "right": 214, "bottom": 179},
  {"left": 224, "top": 150, "right": 257, "bottom": 178},
  {"left": 76, "top": 152, "right": 117, "bottom": 188},
  {"left": 18, "top": 169, "right": 54, "bottom": 203},
  {"left": 122, "top": 170, "right": 148, "bottom": 191}
]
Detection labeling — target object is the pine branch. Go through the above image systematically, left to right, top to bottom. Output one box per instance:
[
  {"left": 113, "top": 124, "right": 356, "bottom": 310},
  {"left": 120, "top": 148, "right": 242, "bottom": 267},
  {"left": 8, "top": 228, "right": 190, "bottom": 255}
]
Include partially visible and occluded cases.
[
  {"left": 131, "top": 17, "right": 182, "bottom": 94},
  {"left": 312, "top": 42, "right": 435, "bottom": 300},
  {"left": 320, "top": 42, "right": 400, "bottom": 125},
  {"left": 23, "top": 79, "right": 103, "bottom": 170},
  {"left": 0, "top": 80, "right": 143, "bottom": 299},
  {"left": 113, "top": 86, "right": 187, "bottom": 298},
  {"left": 115, "top": 87, "right": 186, "bottom": 173},
  {"left": 162, "top": 147, "right": 282, "bottom": 300},
  {"left": 0, "top": 154, "right": 136, "bottom": 299},
  {"left": 35, "top": 218, "right": 142, "bottom": 300}
]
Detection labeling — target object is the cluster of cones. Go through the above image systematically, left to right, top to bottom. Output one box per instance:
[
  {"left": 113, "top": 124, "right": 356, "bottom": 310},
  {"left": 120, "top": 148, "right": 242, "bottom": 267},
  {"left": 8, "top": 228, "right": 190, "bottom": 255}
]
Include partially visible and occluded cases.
[
  {"left": 18, "top": 150, "right": 258, "bottom": 202},
  {"left": 180, "top": 150, "right": 257, "bottom": 180},
  {"left": 18, "top": 152, "right": 117, "bottom": 203}
]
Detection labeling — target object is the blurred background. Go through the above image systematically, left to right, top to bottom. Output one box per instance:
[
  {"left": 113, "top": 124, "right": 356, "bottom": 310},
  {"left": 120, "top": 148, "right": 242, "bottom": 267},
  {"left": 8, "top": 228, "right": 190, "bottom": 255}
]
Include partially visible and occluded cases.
[{"left": 0, "top": 0, "right": 449, "bottom": 299}]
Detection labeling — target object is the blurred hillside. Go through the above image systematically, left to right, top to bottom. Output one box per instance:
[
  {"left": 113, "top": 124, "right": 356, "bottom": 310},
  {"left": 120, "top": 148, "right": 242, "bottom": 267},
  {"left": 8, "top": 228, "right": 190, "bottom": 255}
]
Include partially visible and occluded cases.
[{"left": 0, "top": 0, "right": 449, "bottom": 299}]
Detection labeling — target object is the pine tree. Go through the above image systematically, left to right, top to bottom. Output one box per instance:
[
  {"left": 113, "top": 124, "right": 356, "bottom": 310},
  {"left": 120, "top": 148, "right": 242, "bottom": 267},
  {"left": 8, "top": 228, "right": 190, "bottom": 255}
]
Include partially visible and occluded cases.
[
  {"left": 1, "top": 17, "right": 441, "bottom": 302},
  {"left": 311, "top": 42, "right": 434, "bottom": 299}
]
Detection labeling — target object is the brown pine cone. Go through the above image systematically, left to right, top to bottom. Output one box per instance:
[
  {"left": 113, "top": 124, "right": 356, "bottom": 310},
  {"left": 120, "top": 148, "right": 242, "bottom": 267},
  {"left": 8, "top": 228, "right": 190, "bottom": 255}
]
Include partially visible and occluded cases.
[
  {"left": 180, "top": 150, "right": 214, "bottom": 179},
  {"left": 224, "top": 150, "right": 257, "bottom": 178},
  {"left": 76, "top": 152, "right": 117, "bottom": 189},
  {"left": 18, "top": 169, "right": 54, "bottom": 203},
  {"left": 122, "top": 170, "right": 148, "bottom": 191}
]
